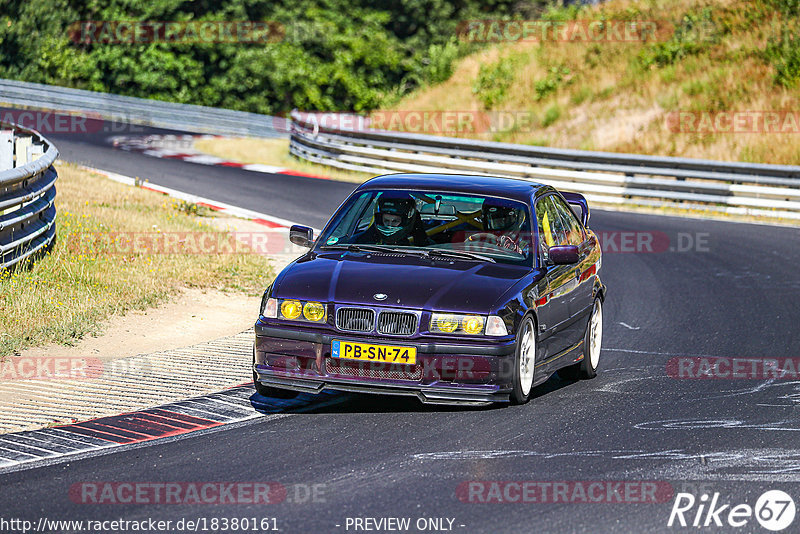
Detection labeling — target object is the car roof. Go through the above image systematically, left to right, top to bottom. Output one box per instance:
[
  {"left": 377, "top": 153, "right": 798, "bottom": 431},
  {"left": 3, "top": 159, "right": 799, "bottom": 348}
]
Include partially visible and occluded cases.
[{"left": 355, "top": 173, "right": 552, "bottom": 204}]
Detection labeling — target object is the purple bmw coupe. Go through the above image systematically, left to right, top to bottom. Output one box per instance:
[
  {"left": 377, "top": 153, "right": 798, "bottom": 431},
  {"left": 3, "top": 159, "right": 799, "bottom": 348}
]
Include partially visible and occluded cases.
[{"left": 254, "top": 174, "right": 605, "bottom": 406}]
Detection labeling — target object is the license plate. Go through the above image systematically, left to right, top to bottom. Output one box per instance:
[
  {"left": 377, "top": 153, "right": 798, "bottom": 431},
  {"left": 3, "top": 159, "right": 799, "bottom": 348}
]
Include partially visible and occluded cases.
[{"left": 331, "top": 340, "right": 417, "bottom": 365}]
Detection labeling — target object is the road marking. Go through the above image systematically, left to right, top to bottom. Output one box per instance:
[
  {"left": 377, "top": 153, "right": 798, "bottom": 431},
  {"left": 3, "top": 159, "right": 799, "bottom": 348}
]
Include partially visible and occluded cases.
[
  {"left": 110, "top": 134, "right": 330, "bottom": 180},
  {"left": 73, "top": 164, "right": 318, "bottom": 231}
]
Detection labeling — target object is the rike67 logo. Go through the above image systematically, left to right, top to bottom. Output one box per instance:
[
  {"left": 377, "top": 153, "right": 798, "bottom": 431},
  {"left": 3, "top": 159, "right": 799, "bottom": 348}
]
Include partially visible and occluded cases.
[{"left": 668, "top": 490, "right": 796, "bottom": 531}]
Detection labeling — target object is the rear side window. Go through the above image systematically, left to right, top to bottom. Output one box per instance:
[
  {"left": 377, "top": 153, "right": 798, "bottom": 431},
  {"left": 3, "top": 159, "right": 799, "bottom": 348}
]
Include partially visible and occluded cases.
[{"left": 551, "top": 195, "right": 585, "bottom": 246}]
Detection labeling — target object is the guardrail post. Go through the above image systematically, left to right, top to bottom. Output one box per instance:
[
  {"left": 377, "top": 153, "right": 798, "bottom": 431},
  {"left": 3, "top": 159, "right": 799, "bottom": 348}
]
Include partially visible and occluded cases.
[
  {"left": 0, "top": 130, "right": 12, "bottom": 171},
  {"left": 15, "top": 135, "right": 31, "bottom": 167},
  {"left": 27, "top": 143, "right": 44, "bottom": 162}
]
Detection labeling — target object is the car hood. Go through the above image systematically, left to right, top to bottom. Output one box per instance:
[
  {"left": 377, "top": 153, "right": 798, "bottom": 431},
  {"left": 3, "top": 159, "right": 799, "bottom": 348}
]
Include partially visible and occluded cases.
[{"left": 271, "top": 252, "right": 532, "bottom": 313}]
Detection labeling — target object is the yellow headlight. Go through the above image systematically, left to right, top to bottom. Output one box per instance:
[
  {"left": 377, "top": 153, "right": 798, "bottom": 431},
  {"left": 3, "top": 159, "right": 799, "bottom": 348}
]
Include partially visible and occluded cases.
[
  {"left": 280, "top": 300, "right": 302, "bottom": 320},
  {"left": 303, "top": 301, "right": 326, "bottom": 322},
  {"left": 432, "top": 314, "right": 459, "bottom": 333},
  {"left": 462, "top": 315, "right": 485, "bottom": 335}
]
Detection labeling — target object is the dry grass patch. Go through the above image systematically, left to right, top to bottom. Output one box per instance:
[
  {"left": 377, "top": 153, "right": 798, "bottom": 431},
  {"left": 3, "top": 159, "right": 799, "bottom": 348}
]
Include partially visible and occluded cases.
[
  {"left": 387, "top": 0, "right": 800, "bottom": 165},
  {"left": 194, "top": 137, "right": 372, "bottom": 183},
  {"left": 0, "top": 163, "right": 272, "bottom": 357}
]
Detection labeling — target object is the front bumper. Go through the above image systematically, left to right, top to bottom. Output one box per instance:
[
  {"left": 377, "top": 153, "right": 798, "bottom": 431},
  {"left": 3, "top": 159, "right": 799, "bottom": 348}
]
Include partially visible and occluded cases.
[{"left": 254, "top": 324, "right": 517, "bottom": 405}]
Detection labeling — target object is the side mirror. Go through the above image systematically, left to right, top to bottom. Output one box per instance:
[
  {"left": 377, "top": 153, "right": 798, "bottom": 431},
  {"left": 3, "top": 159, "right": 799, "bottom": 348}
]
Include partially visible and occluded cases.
[
  {"left": 289, "top": 225, "right": 314, "bottom": 248},
  {"left": 549, "top": 245, "right": 580, "bottom": 265}
]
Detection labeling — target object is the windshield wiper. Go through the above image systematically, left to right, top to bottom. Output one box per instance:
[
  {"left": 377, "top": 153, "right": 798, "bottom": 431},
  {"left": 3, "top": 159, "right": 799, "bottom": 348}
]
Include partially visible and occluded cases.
[
  {"left": 319, "top": 244, "right": 428, "bottom": 256},
  {"left": 319, "top": 244, "right": 382, "bottom": 253},
  {"left": 426, "top": 248, "right": 496, "bottom": 263}
]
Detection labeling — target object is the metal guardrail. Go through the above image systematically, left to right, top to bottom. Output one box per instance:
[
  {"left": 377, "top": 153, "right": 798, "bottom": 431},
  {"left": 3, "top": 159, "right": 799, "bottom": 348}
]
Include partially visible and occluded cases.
[
  {"left": 0, "top": 79, "right": 287, "bottom": 138},
  {"left": 290, "top": 111, "right": 800, "bottom": 220},
  {"left": 0, "top": 123, "right": 58, "bottom": 269}
]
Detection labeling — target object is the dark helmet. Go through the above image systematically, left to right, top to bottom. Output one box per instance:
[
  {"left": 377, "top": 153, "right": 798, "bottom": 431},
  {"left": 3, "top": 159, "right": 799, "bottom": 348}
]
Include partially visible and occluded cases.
[
  {"left": 375, "top": 193, "right": 417, "bottom": 241},
  {"left": 482, "top": 203, "right": 522, "bottom": 231}
]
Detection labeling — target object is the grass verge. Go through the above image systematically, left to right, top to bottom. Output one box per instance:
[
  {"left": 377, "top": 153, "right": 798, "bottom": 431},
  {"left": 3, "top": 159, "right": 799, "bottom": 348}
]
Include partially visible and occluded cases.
[{"left": 0, "top": 163, "right": 272, "bottom": 357}]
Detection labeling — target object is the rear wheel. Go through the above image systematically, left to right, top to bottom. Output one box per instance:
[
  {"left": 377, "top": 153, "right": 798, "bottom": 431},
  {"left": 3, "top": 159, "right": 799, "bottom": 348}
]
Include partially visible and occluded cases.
[
  {"left": 557, "top": 298, "right": 603, "bottom": 380},
  {"left": 582, "top": 298, "right": 603, "bottom": 378},
  {"left": 510, "top": 315, "right": 536, "bottom": 405},
  {"left": 252, "top": 344, "right": 299, "bottom": 399}
]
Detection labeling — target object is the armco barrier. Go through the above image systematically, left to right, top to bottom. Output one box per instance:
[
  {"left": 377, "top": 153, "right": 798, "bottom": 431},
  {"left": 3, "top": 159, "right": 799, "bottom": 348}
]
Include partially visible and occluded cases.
[
  {"left": 0, "top": 79, "right": 287, "bottom": 138},
  {"left": 289, "top": 111, "right": 800, "bottom": 220},
  {"left": 0, "top": 122, "right": 58, "bottom": 269}
]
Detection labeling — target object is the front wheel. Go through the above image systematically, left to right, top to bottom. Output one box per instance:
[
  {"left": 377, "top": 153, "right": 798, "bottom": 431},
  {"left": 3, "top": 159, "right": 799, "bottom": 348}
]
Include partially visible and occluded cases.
[{"left": 510, "top": 315, "right": 537, "bottom": 404}]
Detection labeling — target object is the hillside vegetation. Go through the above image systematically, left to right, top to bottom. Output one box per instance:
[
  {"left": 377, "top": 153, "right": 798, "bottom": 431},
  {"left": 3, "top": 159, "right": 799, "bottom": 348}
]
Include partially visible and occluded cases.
[{"left": 389, "top": 0, "right": 800, "bottom": 165}]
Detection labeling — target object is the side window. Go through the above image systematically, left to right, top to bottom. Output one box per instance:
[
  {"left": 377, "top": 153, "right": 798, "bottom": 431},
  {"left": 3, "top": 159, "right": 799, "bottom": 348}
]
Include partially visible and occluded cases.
[
  {"left": 551, "top": 195, "right": 585, "bottom": 246},
  {"left": 535, "top": 196, "right": 566, "bottom": 260}
]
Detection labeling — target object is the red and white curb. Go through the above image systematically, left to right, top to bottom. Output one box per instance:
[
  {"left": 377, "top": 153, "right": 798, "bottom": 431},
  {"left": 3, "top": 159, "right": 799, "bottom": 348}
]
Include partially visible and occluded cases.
[
  {"left": 110, "top": 134, "right": 329, "bottom": 180},
  {"left": 77, "top": 164, "right": 320, "bottom": 233},
  {"left": 0, "top": 386, "right": 344, "bottom": 474}
]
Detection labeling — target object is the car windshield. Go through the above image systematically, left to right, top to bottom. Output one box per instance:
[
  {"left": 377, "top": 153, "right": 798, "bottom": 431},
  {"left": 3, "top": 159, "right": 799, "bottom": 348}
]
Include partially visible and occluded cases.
[{"left": 315, "top": 189, "right": 533, "bottom": 265}]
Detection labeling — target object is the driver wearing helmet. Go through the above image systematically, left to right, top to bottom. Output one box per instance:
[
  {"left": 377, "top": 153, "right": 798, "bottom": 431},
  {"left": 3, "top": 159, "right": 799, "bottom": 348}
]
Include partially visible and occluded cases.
[
  {"left": 356, "top": 193, "right": 428, "bottom": 246},
  {"left": 478, "top": 203, "right": 528, "bottom": 255}
]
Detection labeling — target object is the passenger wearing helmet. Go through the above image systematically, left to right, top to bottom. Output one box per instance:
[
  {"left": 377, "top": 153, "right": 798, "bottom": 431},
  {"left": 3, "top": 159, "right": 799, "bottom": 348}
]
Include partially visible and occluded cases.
[
  {"left": 355, "top": 193, "right": 429, "bottom": 246},
  {"left": 472, "top": 202, "right": 528, "bottom": 255}
]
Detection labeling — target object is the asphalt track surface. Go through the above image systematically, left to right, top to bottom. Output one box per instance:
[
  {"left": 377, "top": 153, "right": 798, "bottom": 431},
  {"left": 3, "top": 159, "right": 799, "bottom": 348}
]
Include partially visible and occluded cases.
[{"left": 2, "top": 117, "right": 800, "bottom": 533}]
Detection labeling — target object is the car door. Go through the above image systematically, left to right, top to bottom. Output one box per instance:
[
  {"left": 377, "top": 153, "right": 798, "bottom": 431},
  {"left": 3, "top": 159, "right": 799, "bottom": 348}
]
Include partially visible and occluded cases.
[
  {"left": 550, "top": 194, "right": 595, "bottom": 346},
  {"left": 534, "top": 195, "right": 575, "bottom": 356}
]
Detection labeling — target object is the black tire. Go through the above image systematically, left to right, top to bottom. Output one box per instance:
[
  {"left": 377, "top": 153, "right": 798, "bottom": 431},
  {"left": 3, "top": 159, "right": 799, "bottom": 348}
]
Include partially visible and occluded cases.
[
  {"left": 557, "top": 298, "right": 603, "bottom": 380},
  {"left": 510, "top": 315, "right": 537, "bottom": 405},
  {"left": 252, "top": 344, "right": 299, "bottom": 399}
]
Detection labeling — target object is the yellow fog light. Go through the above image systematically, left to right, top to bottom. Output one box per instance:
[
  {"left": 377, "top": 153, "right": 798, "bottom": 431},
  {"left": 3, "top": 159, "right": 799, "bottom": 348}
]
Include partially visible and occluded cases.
[
  {"left": 280, "top": 300, "right": 302, "bottom": 320},
  {"left": 303, "top": 301, "right": 326, "bottom": 322},
  {"left": 432, "top": 314, "right": 459, "bottom": 333},
  {"left": 462, "top": 315, "right": 485, "bottom": 335}
]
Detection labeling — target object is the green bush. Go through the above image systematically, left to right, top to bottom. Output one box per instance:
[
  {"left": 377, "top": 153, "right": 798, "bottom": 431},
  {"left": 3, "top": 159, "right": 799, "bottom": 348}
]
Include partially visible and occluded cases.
[
  {"left": 0, "top": 0, "right": 541, "bottom": 114},
  {"left": 764, "top": 0, "right": 800, "bottom": 16},
  {"left": 638, "top": 7, "right": 719, "bottom": 68},
  {"left": 765, "top": 24, "right": 800, "bottom": 88},
  {"left": 472, "top": 55, "right": 518, "bottom": 109},
  {"left": 534, "top": 65, "right": 570, "bottom": 101},
  {"left": 541, "top": 104, "right": 561, "bottom": 127}
]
